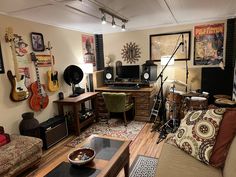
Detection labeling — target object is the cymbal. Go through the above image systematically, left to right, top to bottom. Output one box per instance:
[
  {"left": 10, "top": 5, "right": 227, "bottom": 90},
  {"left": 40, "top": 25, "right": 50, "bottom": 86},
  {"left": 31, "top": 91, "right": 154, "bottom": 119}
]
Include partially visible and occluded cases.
[{"left": 166, "top": 79, "right": 187, "bottom": 87}]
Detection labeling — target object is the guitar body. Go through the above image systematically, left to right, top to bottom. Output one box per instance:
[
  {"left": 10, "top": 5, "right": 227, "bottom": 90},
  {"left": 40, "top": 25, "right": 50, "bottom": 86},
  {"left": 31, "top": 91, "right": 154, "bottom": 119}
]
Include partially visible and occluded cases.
[
  {"left": 5, "top": 27, "right": 29, "bottom": 102},
  {"left": 7, "top": 70, "right": 29, "bottom": 102},
  {"left": 47, "top": 70, "right": 59, "bottom": 92},
  {"left": 29, "top": 81, "right": 49, "bottom": 112}
]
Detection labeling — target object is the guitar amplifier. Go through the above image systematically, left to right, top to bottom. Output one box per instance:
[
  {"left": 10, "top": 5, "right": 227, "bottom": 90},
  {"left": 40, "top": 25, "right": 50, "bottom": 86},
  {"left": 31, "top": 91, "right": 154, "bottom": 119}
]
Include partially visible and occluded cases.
[{"left": 39, "top": 115, "right": 68, "bottom": 149}]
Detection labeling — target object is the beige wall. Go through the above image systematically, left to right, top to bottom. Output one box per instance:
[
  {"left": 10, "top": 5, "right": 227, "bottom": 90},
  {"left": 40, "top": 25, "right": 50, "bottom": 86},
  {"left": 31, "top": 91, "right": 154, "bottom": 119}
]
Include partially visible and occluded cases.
[
  {"left": 0, "top": 14, "right": 88, "bottom": 134},
  {"left": 103, "top": 20, "right": 226, "bottom": 92}
]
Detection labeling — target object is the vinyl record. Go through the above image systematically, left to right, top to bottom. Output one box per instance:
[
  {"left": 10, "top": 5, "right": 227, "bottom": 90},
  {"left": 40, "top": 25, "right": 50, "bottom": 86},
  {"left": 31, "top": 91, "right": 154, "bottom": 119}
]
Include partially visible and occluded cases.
[{"left": 63, "top": 65, "right": 84, "bottom": 85}]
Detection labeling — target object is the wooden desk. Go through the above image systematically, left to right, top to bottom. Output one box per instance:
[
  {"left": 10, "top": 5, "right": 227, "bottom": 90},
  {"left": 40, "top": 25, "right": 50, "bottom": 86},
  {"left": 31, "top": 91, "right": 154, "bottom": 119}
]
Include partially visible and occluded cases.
[
  {"left": 95, "top": 86, "right": 157, "bottom": 121},
  {"left": 53, "top": 92, "right": 98, "bottom": 135}
]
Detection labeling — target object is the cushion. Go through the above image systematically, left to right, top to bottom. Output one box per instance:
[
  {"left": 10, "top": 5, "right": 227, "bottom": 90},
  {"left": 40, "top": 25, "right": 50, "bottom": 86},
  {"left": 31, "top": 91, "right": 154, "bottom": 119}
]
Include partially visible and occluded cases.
[
  {"left": 171, "top": 108, "right": 225, "bottom": 164},
  {"left": 210, "top": 108, "right": 236, "bottom": 168},
  {"left": 0, "top": 134, "right": 10, "bottom": 147},
  {"left": 156, "top": 143, "right": 222, "bottom": 177}
]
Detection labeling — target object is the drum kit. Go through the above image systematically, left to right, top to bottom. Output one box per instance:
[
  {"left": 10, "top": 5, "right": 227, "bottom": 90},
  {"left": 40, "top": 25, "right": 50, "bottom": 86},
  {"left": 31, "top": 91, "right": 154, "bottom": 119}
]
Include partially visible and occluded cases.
[{"left": 153, "top": 79, "right": 209, "bottom": 144}]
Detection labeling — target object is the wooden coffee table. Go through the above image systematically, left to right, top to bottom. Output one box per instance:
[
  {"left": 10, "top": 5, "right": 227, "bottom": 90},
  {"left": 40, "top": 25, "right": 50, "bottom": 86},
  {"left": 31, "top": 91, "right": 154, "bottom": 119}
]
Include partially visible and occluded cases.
[{"left": 36, "top": 135, "right": 131, "bottom": 177}]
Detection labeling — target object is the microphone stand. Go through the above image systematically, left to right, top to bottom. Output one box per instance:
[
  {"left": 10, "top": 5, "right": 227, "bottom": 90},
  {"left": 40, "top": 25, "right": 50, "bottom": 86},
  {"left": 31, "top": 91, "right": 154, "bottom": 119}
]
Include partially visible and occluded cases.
[
  {"left": 155, "top": 41, "right": 184, "bottom": 123},
  {"left": 155, "top": 41, "right": 184, "bottom": 144},
  {"left": 185, "top": 41, "right": 189, "bottom": 92}
]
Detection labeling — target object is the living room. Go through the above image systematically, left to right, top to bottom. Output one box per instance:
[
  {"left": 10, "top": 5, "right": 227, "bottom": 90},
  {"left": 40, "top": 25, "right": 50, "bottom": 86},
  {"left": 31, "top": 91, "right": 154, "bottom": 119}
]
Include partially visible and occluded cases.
[{"left": 0, "top": 0, "right": 236, "bottom": 177}]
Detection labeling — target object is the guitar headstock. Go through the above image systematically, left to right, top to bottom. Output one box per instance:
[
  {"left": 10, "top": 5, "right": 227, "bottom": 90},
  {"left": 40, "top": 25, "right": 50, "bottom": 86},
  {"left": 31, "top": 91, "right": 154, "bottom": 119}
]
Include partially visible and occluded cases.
[
  {"left": 5, "top": 27, "right": 14, "bottom": 43},
  {"left": 46, "top": 41, "right": 52, "bottom": 51},
  {"left": 30, "top": 52, "right": 38, "bottom": 62}
]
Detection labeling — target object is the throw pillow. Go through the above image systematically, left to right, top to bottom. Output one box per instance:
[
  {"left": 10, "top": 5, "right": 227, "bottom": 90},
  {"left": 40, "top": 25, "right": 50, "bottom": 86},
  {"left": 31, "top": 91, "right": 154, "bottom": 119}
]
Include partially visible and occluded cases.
[
  {"left": 171, "top": 108, "right": 225, "bottom": 164},
  {"left": 209, "top": 108, "right": 236, "bottom": 168},
  {"left": 0, "top": 133, "right": 11, "bottom": 147}
]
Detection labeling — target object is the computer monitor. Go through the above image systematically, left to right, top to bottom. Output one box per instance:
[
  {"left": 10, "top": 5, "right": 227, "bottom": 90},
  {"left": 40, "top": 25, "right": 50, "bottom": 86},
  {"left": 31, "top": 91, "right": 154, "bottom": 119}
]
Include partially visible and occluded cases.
[{"left": 117, "top": 65, "right": 140, "bottom": 80}]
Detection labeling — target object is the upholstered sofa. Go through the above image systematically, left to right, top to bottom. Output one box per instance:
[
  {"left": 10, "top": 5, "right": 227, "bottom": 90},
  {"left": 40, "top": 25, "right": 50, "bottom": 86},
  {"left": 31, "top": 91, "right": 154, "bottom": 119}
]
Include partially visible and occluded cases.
[
  {"left": 156, "top": 109, "right": 236, "bottom": 177},
  {"left": 0, "top": 133, "right": 43, "bottom": 177}
]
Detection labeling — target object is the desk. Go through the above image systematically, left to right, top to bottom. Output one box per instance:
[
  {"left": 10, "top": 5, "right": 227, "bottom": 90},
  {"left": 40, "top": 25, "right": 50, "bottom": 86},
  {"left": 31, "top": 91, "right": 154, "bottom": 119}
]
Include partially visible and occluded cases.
[
  {"left": 95, "top": 86, "right": 157, "bottom": 121},
  {"left": 53, "top": 92, "right": 98, "bottom": 135}
]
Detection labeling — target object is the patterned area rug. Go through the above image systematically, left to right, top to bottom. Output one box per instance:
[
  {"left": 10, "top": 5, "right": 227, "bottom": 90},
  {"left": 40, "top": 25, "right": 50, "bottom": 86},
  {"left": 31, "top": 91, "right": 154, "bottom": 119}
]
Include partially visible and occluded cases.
[
  {"left": 66, "top": 119, "right": 146, "bottom": 148},
  {"left": 129, "top": 155, "right": 158, "bottom": 177}
]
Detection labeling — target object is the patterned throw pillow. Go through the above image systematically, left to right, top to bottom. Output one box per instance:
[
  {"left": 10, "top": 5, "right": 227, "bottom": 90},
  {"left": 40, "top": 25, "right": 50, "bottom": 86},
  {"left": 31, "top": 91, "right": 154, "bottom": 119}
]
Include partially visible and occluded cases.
[{"left": 171, "top": 108, "right": 225, "bottom": 164}]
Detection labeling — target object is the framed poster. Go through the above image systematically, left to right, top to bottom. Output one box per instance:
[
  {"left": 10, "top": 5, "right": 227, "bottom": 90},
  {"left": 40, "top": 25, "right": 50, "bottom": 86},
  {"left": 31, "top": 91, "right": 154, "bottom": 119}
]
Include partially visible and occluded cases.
[
  {"left": 194, "top": 23, "right": 224, "bottom": 65},
  {"left": 150, "top": 31, "right": 191, "bottom": 61},
  {"left": 31, "top": 32, "right": 45, "bottom": 51},
  {"left": 82, "top": 34, "right": 96, "bottom": 66},
  {"left": 0, "top": 42, "right": 5, "bottom": 74}
]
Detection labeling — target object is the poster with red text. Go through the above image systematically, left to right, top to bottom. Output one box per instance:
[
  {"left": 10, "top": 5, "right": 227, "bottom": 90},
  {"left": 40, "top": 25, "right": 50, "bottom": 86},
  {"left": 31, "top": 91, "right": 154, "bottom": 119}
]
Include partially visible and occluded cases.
[
  {"left": 194, "top": 23, "right": 224, "bottom": 65},
  {"left": 82, "top": 35, "right": 96, "bottom": 66}
]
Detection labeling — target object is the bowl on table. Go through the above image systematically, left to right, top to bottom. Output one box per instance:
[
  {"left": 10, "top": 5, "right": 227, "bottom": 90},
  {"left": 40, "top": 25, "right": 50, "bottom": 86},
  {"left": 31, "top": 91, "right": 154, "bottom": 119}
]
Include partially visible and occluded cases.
[{"left": 68, "top": 148, "right": 96, "bottom": 166}]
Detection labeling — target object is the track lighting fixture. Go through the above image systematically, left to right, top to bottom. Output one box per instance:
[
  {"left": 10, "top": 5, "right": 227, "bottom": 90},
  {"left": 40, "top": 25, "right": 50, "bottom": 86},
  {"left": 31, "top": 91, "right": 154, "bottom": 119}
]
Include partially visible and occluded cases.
[
  {"left": 99, "top": 8, "right": 128, "bottom": 31},
  {"left": 101, "top": 13, "right": 106, "bottom": 24},
  {"left": 112, "top": 16, "right": 116, "bottom": 28},
  {"left": 121, "top": 22, "right": 126, "bottom": 31}
]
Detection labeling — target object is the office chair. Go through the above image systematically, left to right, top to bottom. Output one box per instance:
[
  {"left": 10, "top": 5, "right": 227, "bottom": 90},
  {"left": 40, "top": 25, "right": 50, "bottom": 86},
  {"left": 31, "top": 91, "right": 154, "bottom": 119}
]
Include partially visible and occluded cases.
[{"left": 102, "top": 92, "right": 134, "bottom": 126}]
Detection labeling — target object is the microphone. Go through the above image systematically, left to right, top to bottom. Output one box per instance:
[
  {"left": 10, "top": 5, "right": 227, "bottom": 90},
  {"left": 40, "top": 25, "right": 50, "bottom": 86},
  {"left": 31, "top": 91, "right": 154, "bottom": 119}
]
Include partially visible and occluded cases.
[{"left": 181, "top": 34, "right": 184, "bottom": 52}]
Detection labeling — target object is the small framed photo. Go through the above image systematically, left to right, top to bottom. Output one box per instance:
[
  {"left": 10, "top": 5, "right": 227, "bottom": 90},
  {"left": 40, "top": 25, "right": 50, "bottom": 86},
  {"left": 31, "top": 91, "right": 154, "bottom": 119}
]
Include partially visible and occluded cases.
[{"left": 31, "top": 32, "right": 45, "bottom": 51}]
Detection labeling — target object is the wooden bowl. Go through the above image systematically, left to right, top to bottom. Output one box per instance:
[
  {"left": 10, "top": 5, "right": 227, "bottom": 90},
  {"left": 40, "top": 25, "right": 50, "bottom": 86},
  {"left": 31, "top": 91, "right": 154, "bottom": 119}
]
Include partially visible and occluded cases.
[{"left": 68, "top": 148, "right": 95, "bottom": 166}]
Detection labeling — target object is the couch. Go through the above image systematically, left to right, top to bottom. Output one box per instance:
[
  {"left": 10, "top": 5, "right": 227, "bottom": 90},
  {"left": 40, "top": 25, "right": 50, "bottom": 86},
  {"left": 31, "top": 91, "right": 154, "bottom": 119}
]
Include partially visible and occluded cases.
[
  {"left": 156, "top": 109, "right": 236, "bottom": 177},
  {"left": 0, "top": 127, "right": 43, "bottom": 177}
]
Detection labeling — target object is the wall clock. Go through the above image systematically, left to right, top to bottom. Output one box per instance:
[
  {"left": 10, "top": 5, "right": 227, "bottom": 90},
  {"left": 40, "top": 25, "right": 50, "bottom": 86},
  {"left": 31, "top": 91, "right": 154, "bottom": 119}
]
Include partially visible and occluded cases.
[{"left": 121, "top": 42, "right": 141, "bottom": 64}]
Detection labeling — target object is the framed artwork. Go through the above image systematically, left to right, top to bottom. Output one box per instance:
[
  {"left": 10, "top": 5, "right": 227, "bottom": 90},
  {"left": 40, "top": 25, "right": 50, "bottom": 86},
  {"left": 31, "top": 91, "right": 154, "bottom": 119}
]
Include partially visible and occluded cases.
[
  {"left": 194, "top": 23, "right": 224, "bottom": 65},
  {"left": 150, "top": 31, "right": 191, "bottom": 61},
  {"left": 31, "top": 32, "right": 45, "bottom": 51},
  {"left": 82, "top": 34, "right": 96, "bottom": 66},
  {"left": 0, "top": 42, "right": 5, "bottom": 74},
  {"left": 35, "top": 54, "right": 54, "bottom": 67}
]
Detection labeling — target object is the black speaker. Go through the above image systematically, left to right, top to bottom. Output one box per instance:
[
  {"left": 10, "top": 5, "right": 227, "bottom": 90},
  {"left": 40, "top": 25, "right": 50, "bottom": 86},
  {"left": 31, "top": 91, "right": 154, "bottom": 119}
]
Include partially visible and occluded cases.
[
  {"left": 141, "top": 64, "right": 157, "bottom": 82},
  {"left": 104, "top": 67, "right": 114, "bottom": 84},
  {"left": 40, "top": 116, "right": 68, "bottom": 149}
]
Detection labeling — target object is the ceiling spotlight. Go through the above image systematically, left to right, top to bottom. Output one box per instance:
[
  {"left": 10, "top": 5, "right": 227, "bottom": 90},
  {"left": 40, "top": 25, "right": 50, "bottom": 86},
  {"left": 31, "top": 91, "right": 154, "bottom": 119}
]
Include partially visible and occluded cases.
[
  {"left": 101, "top": 14, "right": 106, "bottom": 24},
  {"left": 112, "top": 16, "right": 116, "bottom": 28},
  {"left": 121, "top": 23, "right": 126, "bottom": 31}
]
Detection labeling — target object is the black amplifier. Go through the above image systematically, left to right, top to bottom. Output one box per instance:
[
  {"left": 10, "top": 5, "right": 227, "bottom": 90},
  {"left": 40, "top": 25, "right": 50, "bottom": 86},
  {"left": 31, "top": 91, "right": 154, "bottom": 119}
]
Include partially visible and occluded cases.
[{"left": 39, "top": 115, "right": 68, "bottom": 149}]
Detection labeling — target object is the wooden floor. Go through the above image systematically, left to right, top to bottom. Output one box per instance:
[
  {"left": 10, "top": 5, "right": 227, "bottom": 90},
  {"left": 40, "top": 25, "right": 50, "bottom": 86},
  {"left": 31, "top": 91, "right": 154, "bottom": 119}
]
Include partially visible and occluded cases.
[{"left": 21, "top": 122, "right": 164, "bottom": 177}]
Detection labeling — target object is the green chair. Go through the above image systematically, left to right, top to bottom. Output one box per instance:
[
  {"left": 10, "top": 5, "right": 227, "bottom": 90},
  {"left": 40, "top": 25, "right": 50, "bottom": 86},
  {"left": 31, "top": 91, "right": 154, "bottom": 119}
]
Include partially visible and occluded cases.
[{"left": 102, "top": 92, "right": 134, "bottom": 126}]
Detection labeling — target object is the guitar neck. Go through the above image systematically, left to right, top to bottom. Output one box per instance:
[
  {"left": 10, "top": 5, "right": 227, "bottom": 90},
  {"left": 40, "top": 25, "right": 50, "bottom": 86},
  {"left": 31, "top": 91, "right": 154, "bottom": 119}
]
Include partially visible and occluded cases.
[
  {"left": 10, "top": 40, "right": 20, "bottom": 81},
  {"left": 34, "top": 61, "right": 43, "bottom": 95}
]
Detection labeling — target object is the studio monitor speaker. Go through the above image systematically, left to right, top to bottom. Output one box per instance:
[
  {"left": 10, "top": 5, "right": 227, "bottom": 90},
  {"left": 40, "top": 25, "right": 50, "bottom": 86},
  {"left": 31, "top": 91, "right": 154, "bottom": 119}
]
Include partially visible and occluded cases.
[
  {"left": 141, "top": 64, "right": 157, "bottom": 82},
  {"left": 104, "top": 67, "right": 114, "bottom": 84}
]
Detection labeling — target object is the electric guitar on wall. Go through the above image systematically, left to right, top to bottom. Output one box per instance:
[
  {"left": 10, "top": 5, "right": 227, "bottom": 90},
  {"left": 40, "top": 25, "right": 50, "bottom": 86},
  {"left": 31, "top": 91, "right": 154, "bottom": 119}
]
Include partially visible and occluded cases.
[
  {"left": 5, "top": 27, "right": 29, "bottom": 102},
  {"left": 46, "top": 41, "right": 59, "bottom": 92},
  {"left": 29, "top": 52, "right": 49, "bottom": 112}
]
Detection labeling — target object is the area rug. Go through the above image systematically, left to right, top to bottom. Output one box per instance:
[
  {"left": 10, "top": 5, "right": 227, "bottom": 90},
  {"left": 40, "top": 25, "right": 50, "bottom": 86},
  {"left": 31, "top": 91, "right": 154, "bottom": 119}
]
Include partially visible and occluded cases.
[
  {"left": 66, "top": 119, "right": 146, "bottom": 148},
  {"left": 129, "top": 155, "right": 158, "bottom": 177}
]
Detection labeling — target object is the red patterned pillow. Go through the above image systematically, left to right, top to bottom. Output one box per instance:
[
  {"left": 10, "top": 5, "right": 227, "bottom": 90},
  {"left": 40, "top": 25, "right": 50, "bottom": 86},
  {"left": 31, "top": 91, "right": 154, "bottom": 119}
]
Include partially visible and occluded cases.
[
  {"left": 209, "top": 108, "right": 236, "bottom": 168},
  {"left": 172, "top": 109, "right": 225, "bottom": 164},
  {"left": 0, "top": 133, "right": 11, "bottom": 147}
]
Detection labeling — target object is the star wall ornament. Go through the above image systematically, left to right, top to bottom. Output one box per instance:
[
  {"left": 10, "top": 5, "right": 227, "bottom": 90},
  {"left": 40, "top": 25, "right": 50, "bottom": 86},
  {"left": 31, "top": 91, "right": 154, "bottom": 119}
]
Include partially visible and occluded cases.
[{"left": 121, "top": 42, "right": 141, "bottom": 64}]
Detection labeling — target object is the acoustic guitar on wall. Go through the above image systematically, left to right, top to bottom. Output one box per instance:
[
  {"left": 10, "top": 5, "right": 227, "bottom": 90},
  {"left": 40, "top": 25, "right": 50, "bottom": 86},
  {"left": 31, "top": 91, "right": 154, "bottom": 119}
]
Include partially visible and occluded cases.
[
  {"left": 5, "top": 27, "right": 29, "bottom": 102},
  {"left": 46, "top": 41, "right": 59, "bottom": 92},
  {"left": 29, "top": 52, "right": 49, "bottom": 112}
]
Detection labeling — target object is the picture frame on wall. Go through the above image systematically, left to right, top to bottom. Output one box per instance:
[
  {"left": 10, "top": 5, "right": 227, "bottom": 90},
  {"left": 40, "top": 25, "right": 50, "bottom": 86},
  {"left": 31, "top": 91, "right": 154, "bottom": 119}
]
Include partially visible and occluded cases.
[
  {"left": 193, "top": 23, "right": 224, "bottom": 65},
  {"left": 150, "top": 31, "right": 191, "bottom": 61},
  {"left": 30, "top": 32, "right": 45, "bottom": 52},
  {"left": 82, "top": 34, "right": 96, "bottom": 66},
  {"left": 0, "top": 42, "right": 5, "bottom": 74}
]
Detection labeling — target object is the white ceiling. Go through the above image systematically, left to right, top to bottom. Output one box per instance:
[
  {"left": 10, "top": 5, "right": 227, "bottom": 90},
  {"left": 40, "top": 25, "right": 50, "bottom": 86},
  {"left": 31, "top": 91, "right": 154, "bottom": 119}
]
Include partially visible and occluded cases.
[{"left": 0, "top": 0, "right": 236, "bottom": 34}]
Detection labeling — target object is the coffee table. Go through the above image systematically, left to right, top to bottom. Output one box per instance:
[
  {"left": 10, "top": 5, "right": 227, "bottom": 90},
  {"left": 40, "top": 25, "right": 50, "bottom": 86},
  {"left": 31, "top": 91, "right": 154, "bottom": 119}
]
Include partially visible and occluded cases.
[{"left": 38, "top": 135, "right": 131, "bottom": 177}]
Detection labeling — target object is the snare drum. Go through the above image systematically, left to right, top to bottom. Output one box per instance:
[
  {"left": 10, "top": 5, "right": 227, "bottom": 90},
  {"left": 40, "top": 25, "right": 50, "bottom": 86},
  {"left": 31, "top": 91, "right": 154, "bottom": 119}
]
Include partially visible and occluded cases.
[{"left": 188, "top": 97, "right": 208, "bottom": 110}]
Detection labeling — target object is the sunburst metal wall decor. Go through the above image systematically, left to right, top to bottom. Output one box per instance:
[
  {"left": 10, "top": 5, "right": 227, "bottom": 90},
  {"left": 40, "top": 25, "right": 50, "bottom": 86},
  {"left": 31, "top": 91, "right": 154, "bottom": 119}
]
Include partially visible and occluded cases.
[{"left": 121, "top": 42, "right": 141, "bottom": 64}]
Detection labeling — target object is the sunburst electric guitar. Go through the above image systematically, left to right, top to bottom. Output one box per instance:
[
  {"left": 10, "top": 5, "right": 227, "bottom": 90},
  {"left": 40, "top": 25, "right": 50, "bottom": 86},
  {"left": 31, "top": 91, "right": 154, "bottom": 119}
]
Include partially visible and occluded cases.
[
  {"left": 5, "top": 27, "right": 29, "bottom": 102},
  {"left": 46, "top": 41, "right": 59, "bottom": 92},
  {"left": 29, "top": 53, "right": 49, "bottom": 112}
]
